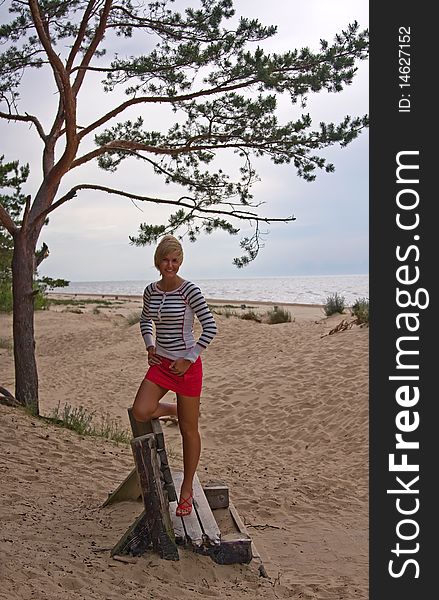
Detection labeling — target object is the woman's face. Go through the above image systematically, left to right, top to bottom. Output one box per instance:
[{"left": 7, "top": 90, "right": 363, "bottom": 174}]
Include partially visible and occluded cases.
[{"left": 158, "top": 250, "right": 182, "bottom": 279}]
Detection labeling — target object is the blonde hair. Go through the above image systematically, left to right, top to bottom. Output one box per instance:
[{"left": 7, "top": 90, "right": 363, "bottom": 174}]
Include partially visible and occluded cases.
[{"left": 154, "top": 235, "right": 183, "bottom": 269}]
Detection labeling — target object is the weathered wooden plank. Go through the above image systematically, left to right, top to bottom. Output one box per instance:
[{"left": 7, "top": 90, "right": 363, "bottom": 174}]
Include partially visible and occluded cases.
[
  {"left": 128, "top": 407, "right": 153, "bottom": 437},
  {"left": 128, "top": 411, "right": 177, "bottom": 503},
  {"left": 150, "top": 418, "right": 165, "bottom": 449},
  {"left": 152, "top": 419, "right": 177, "bottom": 502},
  {"left": 131, "top": 434, "right": 179, "bottom": 560},
  {"left": 156, "top": 449, "right": 172, "bottom": 484},
  {"left": 102, "top": 467, "right": 141, "bottom": 507},
  {"left": 172, "top": 470, "right": 204, "bottom": 547},
  {"left": 191, "top": 474, "right": 221, "bottom": 546},
  {"left": 203, "top": 482, "right": 229, "bottom": 509},
  {"left": 169, "top": 500, "right": 186, "bottom": 544},
  {"left": 229, "top": 500, "right": 268, "bottom": 576},
  {"left": 228, "top": 501, "right": 256, "bottom": 555},
  {"left": 110, "top": 510, "right": 151, "bottom": 557},
  {"left": 210, "top": 532, "right": 252, "bottom": 565}
]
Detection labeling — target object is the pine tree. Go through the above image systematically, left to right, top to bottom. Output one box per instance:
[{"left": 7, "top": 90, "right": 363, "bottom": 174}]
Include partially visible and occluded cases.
[{"left": 0, "top": 0, "right": 368, "bottom": 411}]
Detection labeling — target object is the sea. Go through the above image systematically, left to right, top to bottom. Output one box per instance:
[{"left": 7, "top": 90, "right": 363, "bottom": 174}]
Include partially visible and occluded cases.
[{"left": 53, "top": 274, "right": 369, "bottom": 306}]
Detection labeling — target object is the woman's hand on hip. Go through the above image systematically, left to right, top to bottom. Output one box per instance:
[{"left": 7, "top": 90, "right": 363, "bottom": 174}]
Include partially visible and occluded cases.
[
  {"left": 147, "top": 346, "right": 161, "bottom": 366},
  {"left": 169, "top": 358, "right": 192, "bottom": 376}
]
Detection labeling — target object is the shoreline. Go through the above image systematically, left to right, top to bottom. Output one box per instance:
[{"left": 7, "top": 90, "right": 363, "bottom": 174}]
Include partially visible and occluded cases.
[
  {"left": 47, "top": 291, "right": 325, "bottom": 309},
  {"left": 45, "top": 292, "right": 328, "bottom": 323}
]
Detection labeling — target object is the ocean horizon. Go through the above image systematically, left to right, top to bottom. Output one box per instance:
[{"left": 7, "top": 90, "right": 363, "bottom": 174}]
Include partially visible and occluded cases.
[{"left": 52, "top": 274, "right": 369, "bottom": 306}]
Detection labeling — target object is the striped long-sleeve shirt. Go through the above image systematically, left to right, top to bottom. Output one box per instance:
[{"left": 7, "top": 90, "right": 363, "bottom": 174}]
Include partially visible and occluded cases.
[{"left": 139, "top": 280, "right": 217, "bottom": 362}]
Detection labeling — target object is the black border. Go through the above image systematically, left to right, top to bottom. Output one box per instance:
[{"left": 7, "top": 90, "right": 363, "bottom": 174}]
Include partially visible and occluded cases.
[{"left": 370, "top": 3, "right": 434, "bottom": 598}]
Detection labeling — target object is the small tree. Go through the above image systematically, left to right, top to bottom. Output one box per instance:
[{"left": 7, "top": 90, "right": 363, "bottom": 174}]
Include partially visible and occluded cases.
[
  {"left": 0, "top": 0, "right": 368, "bottom": 413},
  {"left": 0, "top": 156, "right": 36, "bottom": 314},
  {"left": 0, "top": 156, "right": 30, "bottom": 286},
  {"left": 1, "top": 156, "right": 68, "bottom": 310}
]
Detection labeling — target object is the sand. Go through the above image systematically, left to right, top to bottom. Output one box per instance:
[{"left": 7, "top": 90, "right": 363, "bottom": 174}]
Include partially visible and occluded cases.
[{"left": 0, "top": 294, "right": 368, "bottom": 600}]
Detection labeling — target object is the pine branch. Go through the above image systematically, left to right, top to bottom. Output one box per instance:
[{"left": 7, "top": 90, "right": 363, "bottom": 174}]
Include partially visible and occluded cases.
[{"left": 41, "top": 183, "right": 295, "bottom": 225}]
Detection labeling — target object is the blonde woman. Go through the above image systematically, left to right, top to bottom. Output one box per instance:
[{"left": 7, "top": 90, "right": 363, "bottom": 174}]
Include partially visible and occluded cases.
[{"left": 132, "top": 235, "right": 217, "bottom": 517}]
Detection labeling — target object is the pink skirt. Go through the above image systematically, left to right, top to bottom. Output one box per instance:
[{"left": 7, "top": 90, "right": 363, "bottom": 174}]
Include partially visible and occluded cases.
[{"left": 145, "top": 356, "right": 203, "bottom": 397}]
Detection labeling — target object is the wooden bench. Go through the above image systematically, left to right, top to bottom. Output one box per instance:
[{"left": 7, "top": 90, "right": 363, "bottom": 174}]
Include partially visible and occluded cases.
[{"left": 103, "top": 410, "right": 264, "bottom": 570}]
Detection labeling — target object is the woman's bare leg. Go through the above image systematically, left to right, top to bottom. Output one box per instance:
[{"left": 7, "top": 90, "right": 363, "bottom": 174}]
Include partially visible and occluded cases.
[
  {"left": 132, "top": 379, "right": 177, "bottom": 422},
  {"left": 176, "top": 394, "right": 201, "bottom": 502}
]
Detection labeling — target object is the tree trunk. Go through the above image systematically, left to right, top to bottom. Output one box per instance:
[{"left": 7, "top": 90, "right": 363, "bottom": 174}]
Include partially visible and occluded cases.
[{"left": 11, "top": 230, "right": 39, "bottom": 414}]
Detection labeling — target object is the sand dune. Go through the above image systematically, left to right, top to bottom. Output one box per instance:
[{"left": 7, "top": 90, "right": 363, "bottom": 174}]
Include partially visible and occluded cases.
[{"left": 0, "top": 296, "right": 368, "bottom": 599}]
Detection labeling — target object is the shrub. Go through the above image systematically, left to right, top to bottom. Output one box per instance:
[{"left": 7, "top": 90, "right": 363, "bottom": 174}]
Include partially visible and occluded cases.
[
  {"left": 34, "top": 277, "right": 69, "bottom": 311},
  {"left": 1, "top": 278, "right": 69, "bottom": 312},
  {"left": 0, "top": 280, "right": 13, "bottom": 312},
  {"left": 0, "top": 280, "right": 50, "bottom": 311},
  {"left": 33, "top": 287, "right": 50, "bottom": 310},
  {"left": 323, "top": 292, "right": 346, "bottom": 316},
  {"left": 352, "top": 297, "right": 369, "bottom": 324},
  {"left": 49, "top": 298, "right": 114, "bottom": 306},
  {"left": 265, "top": 305, "right": 292, "bottom": 324},
  {"left": 211, "top": 306, "right": 237, "bottom": 318},
  {"left": 241, "top": 310, "right": 262, "bottom": 323},
  {"left": 126, "top": 311, "right": 141, "bottom": 325},
  {"left": 0, "top": 336, "right": 12, "bottom": 352},
  {"left": 49, "top": 402, "right": 131, "bottom": 443},
  {"left": 50, "top": 402, "right": 95, "bottom": 435},
  {"left": 95, "top": 413, "right": 132, "bottom": 444}
]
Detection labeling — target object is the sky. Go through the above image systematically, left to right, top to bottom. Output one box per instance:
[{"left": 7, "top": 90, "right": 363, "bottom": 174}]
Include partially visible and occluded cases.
[{"left": 0, "top": 0, "right": 369, "bottom": 282}]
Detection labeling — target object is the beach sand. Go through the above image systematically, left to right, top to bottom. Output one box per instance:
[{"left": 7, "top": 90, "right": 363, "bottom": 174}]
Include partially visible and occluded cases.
[{"left": 0, "top": 295, "right": 368, "bottom": 599}]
